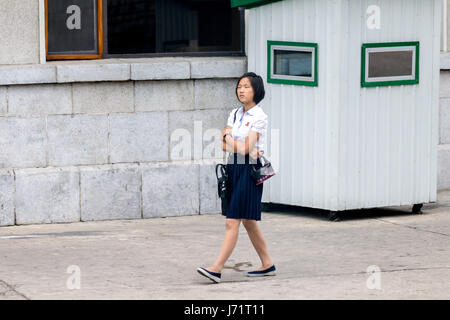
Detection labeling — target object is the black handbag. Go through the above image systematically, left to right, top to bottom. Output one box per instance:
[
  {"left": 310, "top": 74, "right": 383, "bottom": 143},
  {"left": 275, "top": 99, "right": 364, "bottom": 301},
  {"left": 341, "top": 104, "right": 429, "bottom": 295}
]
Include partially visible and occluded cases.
[
  {"left": 215, "top": 108, "right": 239, "bottom": 216},
  {"left": 249, "top": 154, "right": 276, "bottom": 185},
  {"left": 216, "top": 163, "right": 230, "bottom": 216}
]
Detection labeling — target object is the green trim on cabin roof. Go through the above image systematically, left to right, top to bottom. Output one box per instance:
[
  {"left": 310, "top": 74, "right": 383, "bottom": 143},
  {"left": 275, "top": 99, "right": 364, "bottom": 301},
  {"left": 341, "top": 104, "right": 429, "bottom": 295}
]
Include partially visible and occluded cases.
[{"left": 230, "top": 0, "right": 284, "bottom": 9}]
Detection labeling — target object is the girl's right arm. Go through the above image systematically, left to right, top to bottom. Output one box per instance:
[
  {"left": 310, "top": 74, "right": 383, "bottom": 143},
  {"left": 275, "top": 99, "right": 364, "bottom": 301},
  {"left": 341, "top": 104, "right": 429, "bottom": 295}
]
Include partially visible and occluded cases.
[{"left": 222, "top": 126, "right": 233, "bottom": 152}]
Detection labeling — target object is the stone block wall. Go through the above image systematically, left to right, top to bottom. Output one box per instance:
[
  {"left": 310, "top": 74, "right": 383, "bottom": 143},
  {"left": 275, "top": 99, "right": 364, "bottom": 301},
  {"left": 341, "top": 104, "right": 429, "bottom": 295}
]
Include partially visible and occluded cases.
[
  {"left": 0, "top": 0, "right": 40, "bottom": 65},
  {"left": 2, "top": 57, "right": 450, "bottom": 227},
  {"left": 0, "top": 58, "right": 246, "bottom": 226},
  {"left": 439, "top": 71, "right": 450, "bottom": 191}
]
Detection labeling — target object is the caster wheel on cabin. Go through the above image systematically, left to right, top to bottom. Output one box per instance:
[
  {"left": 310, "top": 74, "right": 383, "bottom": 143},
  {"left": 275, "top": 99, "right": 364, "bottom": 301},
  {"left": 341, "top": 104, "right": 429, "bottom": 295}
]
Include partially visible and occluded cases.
[
  {"left": 412, "top": 203, "right": 423, "bottom": 214},
  {"left": 328, "top": 211, "right": 341, "bottom": 221}
]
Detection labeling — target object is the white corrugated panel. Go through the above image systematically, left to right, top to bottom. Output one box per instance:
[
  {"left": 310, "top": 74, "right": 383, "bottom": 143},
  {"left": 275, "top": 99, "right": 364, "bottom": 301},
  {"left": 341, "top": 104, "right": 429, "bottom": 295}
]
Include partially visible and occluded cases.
[{"left": 247, "top": 0, "right": 440, "bottom": 210}]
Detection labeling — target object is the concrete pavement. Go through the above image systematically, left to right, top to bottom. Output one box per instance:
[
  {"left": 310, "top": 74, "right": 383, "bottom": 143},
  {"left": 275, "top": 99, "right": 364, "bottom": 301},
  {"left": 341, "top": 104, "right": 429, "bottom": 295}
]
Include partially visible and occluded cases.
[{"left": 0, "top": 190, "right": 449, "bottom": 300}]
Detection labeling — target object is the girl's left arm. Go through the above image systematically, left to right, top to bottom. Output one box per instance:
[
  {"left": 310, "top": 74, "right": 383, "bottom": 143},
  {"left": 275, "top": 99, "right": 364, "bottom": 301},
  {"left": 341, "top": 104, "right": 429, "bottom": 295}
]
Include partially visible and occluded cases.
[{"left": 224, "top": 131, "right": 260, "bottom": 155}]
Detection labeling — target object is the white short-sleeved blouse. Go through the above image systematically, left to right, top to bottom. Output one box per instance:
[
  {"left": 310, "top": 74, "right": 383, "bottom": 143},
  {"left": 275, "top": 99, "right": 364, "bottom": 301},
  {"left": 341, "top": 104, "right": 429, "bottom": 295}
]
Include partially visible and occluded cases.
[{"left": 226, "top": 104, "right": 268, "bottom": 154}]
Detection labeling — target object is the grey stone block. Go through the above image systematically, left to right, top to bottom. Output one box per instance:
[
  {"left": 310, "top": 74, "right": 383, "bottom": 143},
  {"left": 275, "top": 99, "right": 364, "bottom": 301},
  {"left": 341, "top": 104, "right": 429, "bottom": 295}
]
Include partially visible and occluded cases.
[
  {"left": 0, "top": 0, "right": 40, "bottom": 65},
  {"left": 441, "top": 52, "right": 450, "bottom": 70},
  {"left": 0, "top": 57, "right": 249, "bottom": 86},
  {"left": 190, "top": 57, "right": 247, "bottom": 79},
  {"left": 131, "top": 61, "right": 190, "bottom": 80},
  {"left": 57, "top": 63, "right": 130, "bottom": 83},
  {"left": 0, "top": 65, "right": 56, "bottom": 86},
  {"left": 440, "top": 71, "right": 450, "bottom": 98},
  {"left": 194, "top": 79, "right": 241, "bottom": 110},
  {"left": 135, "top": 80, "right": 194, "bottom": 112},
  {"left": 73, "top": 82, "right": 134, "bottom": 114},
  {"left": 8, "top": 84, "right": 72, "bottom": 117},
  {"left": 0, "top": 87, "right": 6, "bottom": 115},
  {"left": 440, "top": 98, "right": 450, "bottom": 144},
  {"left": 169, "top": 109, "right": 227, "bottom": 160},
  {"left": 109, "top": 112, "right": 169, "bottom": 163},
  {"left": 47, "top": 114, "right": 109, "bottom": 166},
  {"left": 0, "top": 117, "right": 46, "bottom": 169},
  {"left": 438, "top": 144, "right": 450, "bottom": 191},
  {"left": 199, "top": 160, "right": 222, "bottom": 215},
  {"left": 142, "top": 162, "right": 199, "bottom": 218},
  {"left": 80, "top": 164, "right": 141, "bottom": 221},
  {"left": 15, "top": 167, "right": 80, "bottom": 225},
  {"left": 0, "top": 169, "right": 15, "bottom": 226}
]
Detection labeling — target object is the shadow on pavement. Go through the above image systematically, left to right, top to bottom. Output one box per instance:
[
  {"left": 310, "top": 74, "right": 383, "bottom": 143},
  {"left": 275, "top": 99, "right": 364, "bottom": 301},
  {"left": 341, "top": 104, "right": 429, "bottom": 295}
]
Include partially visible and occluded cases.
[{"left": 262, "top": 202, "right": 444, "bottom": 222}]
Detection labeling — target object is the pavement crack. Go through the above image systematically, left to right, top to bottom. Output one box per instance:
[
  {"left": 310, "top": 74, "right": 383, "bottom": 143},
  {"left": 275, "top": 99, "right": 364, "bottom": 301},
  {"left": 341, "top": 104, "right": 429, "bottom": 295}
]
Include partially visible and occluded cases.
[
  {"left": 374, "top": 218, "right": 450, "bottom": 238},
  {"left": 290, "top": 266, "right": 450, "bottom": 280},
  {"left": 0, "top": 279, "right": 30, "bottom": 300}
]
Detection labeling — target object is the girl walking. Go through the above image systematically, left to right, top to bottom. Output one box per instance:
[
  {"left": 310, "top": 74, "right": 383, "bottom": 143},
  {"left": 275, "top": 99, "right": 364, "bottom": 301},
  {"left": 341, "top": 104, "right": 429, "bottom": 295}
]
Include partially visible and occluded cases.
[{"left": 197, "top": 72, "right": 276, "bottom": 283}]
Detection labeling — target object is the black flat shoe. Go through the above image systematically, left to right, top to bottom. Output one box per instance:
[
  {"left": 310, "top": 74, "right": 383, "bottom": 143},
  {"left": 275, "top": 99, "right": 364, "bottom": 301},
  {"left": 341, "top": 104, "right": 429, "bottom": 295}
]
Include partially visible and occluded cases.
[
  {"left": 246, "top": 265, "right": 276, "bottom": 277},
  {"left": 197, "top": 267, "right": 221, "bottom": 283}
]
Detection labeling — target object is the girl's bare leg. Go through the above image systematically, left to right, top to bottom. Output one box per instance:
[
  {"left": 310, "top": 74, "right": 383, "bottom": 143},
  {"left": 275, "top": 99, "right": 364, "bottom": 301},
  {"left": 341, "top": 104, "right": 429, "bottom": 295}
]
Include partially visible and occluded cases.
[
  {"left": 205, "top": 218, "right": 241, "bottom": 273},
  {"left": 242, "top": 219, "right": 273, "bottom": 270}
]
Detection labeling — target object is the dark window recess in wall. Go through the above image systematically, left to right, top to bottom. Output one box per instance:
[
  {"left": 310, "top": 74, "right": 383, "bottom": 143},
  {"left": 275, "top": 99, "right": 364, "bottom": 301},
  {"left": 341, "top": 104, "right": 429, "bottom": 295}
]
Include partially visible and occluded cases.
[
  {"left": 106, "top": 0, "right": 242, "bottom": 55},
  {"left": 106, "top": 0, "right": 156, "bottom": 54}
]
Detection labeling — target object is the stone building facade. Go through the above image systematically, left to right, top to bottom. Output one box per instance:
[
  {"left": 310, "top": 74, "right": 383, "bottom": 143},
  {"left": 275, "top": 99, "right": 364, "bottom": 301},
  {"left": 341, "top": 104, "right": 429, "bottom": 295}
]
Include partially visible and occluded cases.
[
  {"left": 0, "top": 0, "right": 449, "bottom": 226},
  {"left": 0, "top": 0, "right": 245, "bottom": 226}
]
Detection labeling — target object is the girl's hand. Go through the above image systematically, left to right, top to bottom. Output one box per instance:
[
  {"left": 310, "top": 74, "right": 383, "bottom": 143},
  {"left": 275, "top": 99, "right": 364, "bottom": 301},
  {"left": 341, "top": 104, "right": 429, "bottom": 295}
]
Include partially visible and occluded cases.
[
  {"left": 222, "top": 128, "right": 231, "bottom": 138},
  {"left": 249, "top": 148, "right": 262, "bottom": 160}
]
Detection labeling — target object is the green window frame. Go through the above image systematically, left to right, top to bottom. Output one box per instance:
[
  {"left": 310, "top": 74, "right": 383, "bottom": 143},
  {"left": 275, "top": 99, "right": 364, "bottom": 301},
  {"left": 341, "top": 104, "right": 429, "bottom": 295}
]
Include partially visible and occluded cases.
[
  {"left": 230, "top": 0, "right": 283, "bottom": 9},
  {"left": 267, "top": 40, "right": 318, "bottom": 87},
  {"left": 361, "top": 41, "right": 420, "bottom": 87}
]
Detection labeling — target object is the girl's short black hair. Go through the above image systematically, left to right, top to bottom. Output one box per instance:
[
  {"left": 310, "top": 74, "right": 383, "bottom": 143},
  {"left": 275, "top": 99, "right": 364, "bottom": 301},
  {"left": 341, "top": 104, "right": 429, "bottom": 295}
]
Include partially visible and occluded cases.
[{"left": 235, "top": 72, "right": 265, "bottom": 105}]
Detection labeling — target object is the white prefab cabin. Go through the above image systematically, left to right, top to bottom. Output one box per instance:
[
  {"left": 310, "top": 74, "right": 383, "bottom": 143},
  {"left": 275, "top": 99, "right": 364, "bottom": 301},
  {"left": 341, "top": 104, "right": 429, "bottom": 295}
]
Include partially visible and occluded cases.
[{"left": 231, "top": 0, "right": 441, "bottom": 215}]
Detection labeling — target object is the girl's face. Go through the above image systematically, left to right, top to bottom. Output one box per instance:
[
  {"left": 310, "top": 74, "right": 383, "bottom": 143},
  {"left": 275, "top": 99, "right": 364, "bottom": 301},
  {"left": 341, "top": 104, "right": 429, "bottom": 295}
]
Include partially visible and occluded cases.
[{"left": 237, "top": 77, "right": 255, "bottom": 104}]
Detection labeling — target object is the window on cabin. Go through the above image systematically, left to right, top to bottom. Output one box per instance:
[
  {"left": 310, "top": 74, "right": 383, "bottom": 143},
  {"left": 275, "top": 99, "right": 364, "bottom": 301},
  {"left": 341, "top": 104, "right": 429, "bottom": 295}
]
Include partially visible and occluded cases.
[
  {"left": 267, "top": 41, "right": 318, "bottom": 87},
  {"left": 361, "top": 42, "right": 419, "bottom": 87},
  {"left": 274, "top": 50, "right": 313, "bottom": 77}
]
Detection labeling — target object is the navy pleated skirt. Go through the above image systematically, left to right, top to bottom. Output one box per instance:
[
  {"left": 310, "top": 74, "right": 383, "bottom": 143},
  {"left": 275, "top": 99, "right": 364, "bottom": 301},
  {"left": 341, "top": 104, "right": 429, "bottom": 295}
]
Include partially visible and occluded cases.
[{"left": 225, "top": 153, "right": 263, "bottom": 221}]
